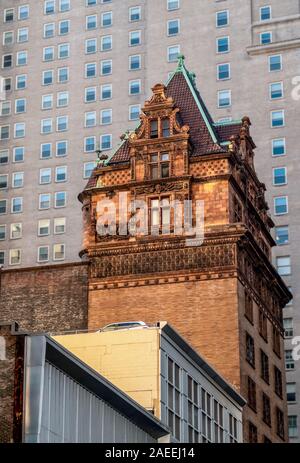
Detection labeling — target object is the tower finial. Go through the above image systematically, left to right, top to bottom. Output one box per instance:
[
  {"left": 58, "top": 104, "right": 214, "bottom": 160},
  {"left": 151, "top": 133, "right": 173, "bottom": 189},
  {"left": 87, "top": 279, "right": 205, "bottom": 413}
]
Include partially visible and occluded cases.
[{"left": 176, "top": 54, "right": 185, "bottom": 71}]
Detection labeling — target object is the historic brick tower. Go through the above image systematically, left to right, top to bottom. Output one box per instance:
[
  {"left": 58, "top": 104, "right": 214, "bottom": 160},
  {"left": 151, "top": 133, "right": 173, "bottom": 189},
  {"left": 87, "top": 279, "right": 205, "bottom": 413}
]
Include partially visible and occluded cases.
[{"left": 79, "top": 57, "right": 291, "bottom": 443}]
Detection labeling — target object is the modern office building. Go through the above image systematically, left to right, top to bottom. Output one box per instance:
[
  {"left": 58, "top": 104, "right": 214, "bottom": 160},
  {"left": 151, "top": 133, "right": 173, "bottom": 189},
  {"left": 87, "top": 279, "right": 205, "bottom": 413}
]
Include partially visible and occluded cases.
[
  {"left": 0, "top": 0, "right": 299, "bottom": 441},
  {"left": 0, "top": 322, "right": 170, "bottom": 443},
  {"left": 54, "top": 322, "right": 246, "bottom": 443}
]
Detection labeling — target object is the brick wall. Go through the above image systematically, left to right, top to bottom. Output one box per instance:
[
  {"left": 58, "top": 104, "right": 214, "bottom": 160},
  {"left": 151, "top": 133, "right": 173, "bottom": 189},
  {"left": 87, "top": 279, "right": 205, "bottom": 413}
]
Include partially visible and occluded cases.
[{"left": 0, "top": 263, "right": 89, "bottom": 333}]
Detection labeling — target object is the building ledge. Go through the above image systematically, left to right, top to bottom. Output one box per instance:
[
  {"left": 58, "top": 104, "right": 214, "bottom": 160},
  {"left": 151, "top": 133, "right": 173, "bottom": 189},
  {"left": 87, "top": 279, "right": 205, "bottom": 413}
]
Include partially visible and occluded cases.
[
  {"left": 252, "top": 14, "right": 300, "bottom": 28},
  {"left": 247, "top": 38, "right": 300, "bottom": 55}
]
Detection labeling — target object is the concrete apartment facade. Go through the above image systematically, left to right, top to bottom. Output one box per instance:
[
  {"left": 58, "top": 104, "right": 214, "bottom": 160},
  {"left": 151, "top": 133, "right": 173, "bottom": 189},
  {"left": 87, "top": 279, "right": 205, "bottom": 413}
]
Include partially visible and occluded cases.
[{"left": 0, "top": 0, "right": 299, "bottom": 441}]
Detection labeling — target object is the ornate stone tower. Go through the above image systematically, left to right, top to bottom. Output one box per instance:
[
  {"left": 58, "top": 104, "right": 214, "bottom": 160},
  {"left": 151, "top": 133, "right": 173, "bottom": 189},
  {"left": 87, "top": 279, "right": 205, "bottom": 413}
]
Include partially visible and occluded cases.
[{"left": 79, "top": 57, "right": 291, "bottom": 443}]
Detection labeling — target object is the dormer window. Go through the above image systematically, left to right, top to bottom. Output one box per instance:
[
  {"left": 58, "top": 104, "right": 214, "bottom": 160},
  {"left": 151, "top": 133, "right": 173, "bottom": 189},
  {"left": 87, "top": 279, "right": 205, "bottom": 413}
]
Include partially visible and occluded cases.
[
  {"left": 162, "top": 118, "right": 170, "bottom": 137},
  {"left": 150, "top": 120, "right": 158, "bottom": 138},
  {"left": 150, "top": 152, "right": 170, "bottom": 179}
]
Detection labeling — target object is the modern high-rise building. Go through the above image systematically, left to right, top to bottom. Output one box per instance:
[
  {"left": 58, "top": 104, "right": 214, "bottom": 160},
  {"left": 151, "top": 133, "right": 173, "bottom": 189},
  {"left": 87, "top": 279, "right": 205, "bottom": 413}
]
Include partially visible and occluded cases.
[{"left": 0, "top": 0, "right": 299, "bottom": 441}]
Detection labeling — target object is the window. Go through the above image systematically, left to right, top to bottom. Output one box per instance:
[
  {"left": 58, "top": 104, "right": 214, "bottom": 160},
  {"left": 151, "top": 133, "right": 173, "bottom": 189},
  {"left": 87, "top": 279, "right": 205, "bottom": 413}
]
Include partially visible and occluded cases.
[
  {"left": 45, "top": 0, "right": 55, "bottom": 15},
  {"left": 59, "top": 0, "right": 70, "bottom": 12},
  {"left": 86, "top": 0, "right": 97, "bottom": 5},
  {"left": 167, "top": 0, "right": 179, "bottom": 11},
  {"left": 19, "top": 5, "right": 29, "bottom": 20},
  {"left": 129, "top": 6, "right": 141, "bottom": 22},
  {"left": 260, "top": 6, "right": 271, "bottom": 21},
  {"left": 4, "top": 8, "right": 14, "bottom": 22},
  {"left": 216, "top": 10, "right": 229, "bottom": 28},
  {"left": 101, "top": 11, "right": 112, "bottom": 27},
  {"left": 86, "top": 15, "right": 97, "bottom": 30},
  {"left": 168, "top": 19, "right": 180, "bottom": 36},
  {"left": 59, "top": 20, "right": 70, "bottom": 35},
  {"left": 44, "top": 23, "right": 55, "bottom": 38},
  {"left": 17, "top": 28, "right": 28, "bottom": 43},
  {"left": 3, "top": 31, "right": 14, "bottom": 45},
  {"left": 129, "top": 31, "right": 141, "bottom": 46},
  {"left": 260, "top": 31, "right": 272, "bottom": 45},
  {"left": 101, "top": 35, "right": 112, "bottom": 51},
  {"left": 217, "top": 36, "right": 229, "bottom": 53},
  {"left": 85, "top": 38, "right": 97, "bottom": 54},
  {"left": 58, "top": 43, "right": 70, "bottom": 59},
  {"left": 168, "top": 45, "right": 180, "bottom": 62},
  {"left": 16, "top": 51, "right": 27, "bottom": 66},
  {"left": 3, "top": 54, "right": 12, "bottom": 68},
  {"left": 129, "top": 54, "right": 141, "bottom": 71},
  {"left": 269, "top": 55, "right": 282, "bottom": 72},
  {"left": 101, "top": 60, "right": 112, "bottom": 75},
  {"left": 85, "top": 63, "right": 96, "bottom": 78},
  {"left": 217, "top": 63, "right": 230, "bottom": 80},
  {"left": 58, "top": 67, "right": 69, "bottom": 83},
  {"left": 43, "top": 70, "right": 53, "bottom": 86},
  {"left": 16, "top": 75, "right": 26, "bottom": 89},
  {"left": 3, "top": 77, "right": 12, "bottom": 92},
  {"left": 129, "top": 79, "right": 141, "bottom": 95},
  {"left": 101, "top": 84, "right": 112, "bottom": 100},
  {"left": 85, "top": 87, "right": 96, "bottom": 102},
  {"left": 218, "top": 90, "right": 231, "bottom": 108},
  {"left": 57, "top": 91, "right": 68, "bottom": 107},
  {"left": 42, "top": 94, "right": 53, "bottom": 110},
  {"left": 14, "top": 99, "right": 26, "bottom": 115},
  {"left": 0, "top": 101, "right": 11, "bottom": 116},
  {"left": 129, "top": 104, "right": 140, "bottom": 121},
  {"left": 100, "top": 109, "right": 112, "bottom": 125},
  {"left": 271, "top": 110, "right": 284, "bottom": 128},
  {"left": 85, "top": 111, "right": 96, "bottom": 127},
  {"left": 57, "top": 115, "right": 68, "bottom": 131},
  {"left": 41, "top": 118, "right": 53, "bottom": 134},
  {"left": 14, "top": 122, "right": 25, "bottom": 138},
  {"left": 0, "top": 125, "right": 9, "bottom": 140},
  {"left": 100, "top": 134, "right": 112, "bottom": 150},
  {"left": 85, "top": 136, "right": 96, "bottom": 152},
  {"left": 272, "top": 138, "right": 285, "bottom": 156},
  {"left": 56, "top": 141, "right": 67, "bottom": 157},
  {"left": 41, "top": 143, "right": 52, "bottom": 159},
  {"left": 13, "top": 147, "right": 24, "bottom": 163},
  {"left": 0, "top": 150, "right": 9, "bottom": 164},
  {"left": 150, "top": 153, "right": 170, "bottom": 179},
  {"left": 84, "top": 161, "right": 97, "bottom": 179},
  {"left": 55, "top": 166, "right": 67, "bottom": 182},
  {"left": 273, "top": 167, "right": 287, "bottom": 186},
  {"left": 40, "top": 168, "right": 51, "bottom": 184},
  {"left": 12, "top": 172, "right": 24, "bottom": 188},
  {"left": 0, "top": 175, "right": 8, "bottom": 189},
  {"left": 55, "top": 191, "right": 66, "bottom": 208},
  {"left": 39, "top": 193, "right": 51, "bottom": 210},
  {"left": 274, "top": 196, "right": 288, "bottom": 215},
  {"left": 11, "top": 197, "right": 23, "bottom": 213},
  {"left": 150, "top": 198, "right": 171, "bottom": 233},
  {"left": 0, "top": 200, "right": 7, "bottom": 214},
  {"left": 54, "top": 217, "right": 66, "bottom": 234},
  {"left": 38, "top": 219, "right": 50, "bottom": 236},
  {"left": 10, "top": 223, "right": 22, "bottom": 239},
  {"left": 0, "top": 225, "right": 6, "bottom": 240},
  {"left": 275, "top": 226, "right": 289, "bottom": 245},
  {"left": 53, "top": 243, "right": 65, "bottom": 260},
  {"left": 38, "top": 246, "right": 49, "bottom": 263},
  {"left": 9, "top": 249, "right": 21, "bottom": 266},
  {"left": 0, "top": 252, "right": 4, "bottom": 265},
  {"left": 276, "top": 256, "right": 291, "bottom": 276},
  {"left": 259, "top": 309, "right": 268, "bottom": 341},
  {"left": 283, "top": 318, "right": 293, "bottom": 338},
  {"left": 246, "top": 333, "right": 255, "bottom": 367},
  {"left": 260, "top": 350, "right": 269, "bottom": 383},
  {"left": 285, "top": 350, "right": 294, "bottom": 370},
  {"left": 167, "top": 358, "right": 181, "bottom": 440},
  {"left": 274, "top": 366, "right": 282, "bottom": 398},
  {"left": 187, "top": 376, "right": 200, "bottom": 443},
  {"left": 247, "top": 377, "right": 256, "bottom": 411},
  {"left": 287, "top": 383, "right": 296, "bottom": 403},
  {"left": 262, "top": 393, "right": 271, "bottom": 427},
  {"left": 276, "top": 408, "right": 285, "bottom": 440},
  {"left": 289, "top": 416, "right": 298, "bottom": 439},
  {"left": 248, "top": 422, "right": 258, "bottom": 443}
]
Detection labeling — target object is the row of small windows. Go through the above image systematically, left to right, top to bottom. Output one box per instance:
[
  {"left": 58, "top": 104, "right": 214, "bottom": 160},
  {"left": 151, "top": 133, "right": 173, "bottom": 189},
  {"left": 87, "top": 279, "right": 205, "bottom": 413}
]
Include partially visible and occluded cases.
[
  {"left": 44, "top": 0, "right": 71, "bottom": 15},
  {"left": 85, "top": 0, "right": 180, "bottom": 11},
  {"left": 3, "top": 6, "right": 29, "bottom": 23},
  {"left": 215, "top": 6, "right": 272, "bottom": 28},
  {"left": 0, "top": 144, "right": 67, "bottom": 164},
  {"left": 0, "top": 192, "right": 67, "bottom": 215},
  {"left": 0, "top": 218, "right": 66, "bottom": 242},
  {"left": 0, "top": 245, "right": 66, "bottom": 267}
]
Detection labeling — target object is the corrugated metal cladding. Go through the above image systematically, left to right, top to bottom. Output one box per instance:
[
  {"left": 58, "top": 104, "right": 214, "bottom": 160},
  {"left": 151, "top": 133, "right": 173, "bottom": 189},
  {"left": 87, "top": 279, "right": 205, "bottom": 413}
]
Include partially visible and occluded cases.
[{"left": 40, "top": 362, "right": 156, "bottom": 443}]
